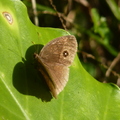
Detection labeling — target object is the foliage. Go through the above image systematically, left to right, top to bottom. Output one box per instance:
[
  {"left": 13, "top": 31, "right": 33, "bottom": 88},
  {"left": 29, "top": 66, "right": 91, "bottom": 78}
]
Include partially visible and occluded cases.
[{"left": 0, "top": 0, "right": 120, "bottom": 120}]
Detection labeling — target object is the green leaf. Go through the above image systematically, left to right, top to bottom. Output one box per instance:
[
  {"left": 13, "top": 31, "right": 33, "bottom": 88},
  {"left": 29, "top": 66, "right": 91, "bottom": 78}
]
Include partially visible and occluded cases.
[
  {"left": 0, "top": 0, "right": 120, "bottom": 120},
  {"left": 23, "top": 0, "right": 56, "bottom": 13},
  {"left": 106, "top": 0, "right": 120, "bottom": 20},
  {"left": 90, "top": 8, "right": 118, "bottom": 56}
]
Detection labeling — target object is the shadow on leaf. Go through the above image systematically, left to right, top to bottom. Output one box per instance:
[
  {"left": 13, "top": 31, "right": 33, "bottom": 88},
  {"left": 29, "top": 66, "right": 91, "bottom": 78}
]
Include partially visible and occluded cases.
[{"left": 12, "top": 44, "right": 52, "bottom": 102}]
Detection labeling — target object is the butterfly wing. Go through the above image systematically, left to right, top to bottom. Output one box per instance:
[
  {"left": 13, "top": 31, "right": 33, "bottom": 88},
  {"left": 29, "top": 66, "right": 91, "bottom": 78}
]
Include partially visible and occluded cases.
[
  {"left": 39, "top": 35, "right": 77, "bottom": 66},
  {"left": 40, "top": 62, "right": 69, "bottom": 98}
]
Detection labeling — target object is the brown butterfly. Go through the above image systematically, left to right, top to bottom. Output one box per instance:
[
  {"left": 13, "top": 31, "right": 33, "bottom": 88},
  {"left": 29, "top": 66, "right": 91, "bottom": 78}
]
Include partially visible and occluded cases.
[{"left": 34, "top": 35, "right": 77, "bottom": 98}]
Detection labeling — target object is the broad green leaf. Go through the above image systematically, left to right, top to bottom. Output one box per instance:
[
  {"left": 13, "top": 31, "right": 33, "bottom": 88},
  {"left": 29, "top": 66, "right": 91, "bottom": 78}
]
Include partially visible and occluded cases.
[{"left": 0, "top": 0, "right": 120, "bottom": 120}]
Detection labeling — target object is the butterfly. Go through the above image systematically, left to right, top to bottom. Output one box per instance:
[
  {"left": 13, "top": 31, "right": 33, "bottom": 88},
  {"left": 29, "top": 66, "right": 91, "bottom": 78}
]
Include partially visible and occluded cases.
[{"left": 34, "top": 35, "right": 77, "bottom": 98}]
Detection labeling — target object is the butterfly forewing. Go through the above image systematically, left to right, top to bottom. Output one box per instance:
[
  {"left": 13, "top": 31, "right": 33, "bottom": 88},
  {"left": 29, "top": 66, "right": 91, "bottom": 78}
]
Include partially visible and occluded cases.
[{"left": 40, "top": 35, "right": 77, "bottom": 66}]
